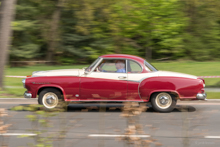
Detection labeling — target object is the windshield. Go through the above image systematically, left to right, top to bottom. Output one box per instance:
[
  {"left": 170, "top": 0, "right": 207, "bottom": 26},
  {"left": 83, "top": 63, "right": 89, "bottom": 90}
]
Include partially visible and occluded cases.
[
  {"left": 85, "top": 58, "right": 101, "bottom": 72},
  {"left": 144, "top": 61, "right": 158, "bottom": 71}
]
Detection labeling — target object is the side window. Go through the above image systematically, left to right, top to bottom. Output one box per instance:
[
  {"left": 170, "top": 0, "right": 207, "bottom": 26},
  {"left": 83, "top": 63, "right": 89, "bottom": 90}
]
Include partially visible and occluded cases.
[
  {"left": 94, "top": 59, "right": 126, "bottom": 73},
  {"left": 127, "top": 60, "right": 142, "bottom": 73}
]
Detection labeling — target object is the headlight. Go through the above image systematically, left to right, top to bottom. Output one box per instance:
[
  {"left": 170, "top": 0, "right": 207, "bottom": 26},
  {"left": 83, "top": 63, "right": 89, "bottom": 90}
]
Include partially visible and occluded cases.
[{"left": 22, "top": 79, "right": 26, "bottom": 88}]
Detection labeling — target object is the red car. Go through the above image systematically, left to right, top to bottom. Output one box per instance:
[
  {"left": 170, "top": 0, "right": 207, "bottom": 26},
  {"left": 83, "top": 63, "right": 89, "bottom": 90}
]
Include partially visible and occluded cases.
[{"left": 22, "top": 54, "right": 206, "bottom": 112}]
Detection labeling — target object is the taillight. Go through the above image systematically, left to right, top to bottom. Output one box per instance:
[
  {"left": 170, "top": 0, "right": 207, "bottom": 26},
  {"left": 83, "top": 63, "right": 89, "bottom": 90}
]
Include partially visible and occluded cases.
[
  {"left": 27, "top": 75, "right": 32, "bottom": 77},
  {"left": 198, "top": 78, "right": 205, "bottom": 87},
  {"left": 202, "top": 78, "right": 205, "bottom": 84}
]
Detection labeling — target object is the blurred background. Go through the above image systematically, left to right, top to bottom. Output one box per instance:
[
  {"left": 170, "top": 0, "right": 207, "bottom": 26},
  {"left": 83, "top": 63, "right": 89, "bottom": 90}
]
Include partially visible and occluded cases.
[
  {"left": 0, "top": 0, "right": 220, "bottom": 98},
  {"left": 1, "top": 1, "right": 220, "bottom": 147}
]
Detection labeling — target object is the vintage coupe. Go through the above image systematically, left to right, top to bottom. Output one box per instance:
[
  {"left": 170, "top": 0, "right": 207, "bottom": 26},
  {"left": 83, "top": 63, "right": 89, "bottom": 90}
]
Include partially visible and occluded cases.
[{"left": 22, "top": 54, "right": 206, "bottom": 112}]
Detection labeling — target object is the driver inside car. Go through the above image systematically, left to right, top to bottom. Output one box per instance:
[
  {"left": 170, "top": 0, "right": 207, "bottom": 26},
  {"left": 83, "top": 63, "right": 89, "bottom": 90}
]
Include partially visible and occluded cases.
[
  {"left": 96, "top": 60, "right": 126, "bottom": 73},
  {"left": 115, "top": 60, "right": 126, "bottom": 73}
]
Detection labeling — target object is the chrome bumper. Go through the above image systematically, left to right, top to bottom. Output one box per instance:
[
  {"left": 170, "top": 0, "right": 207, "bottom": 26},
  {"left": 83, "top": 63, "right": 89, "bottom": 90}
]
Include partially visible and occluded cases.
[
  {"left": 24, "top": 91, "right": 32, "bottom": 98},
  {"left": 196, "top": 93, "right": 207, "bottom": 100}
]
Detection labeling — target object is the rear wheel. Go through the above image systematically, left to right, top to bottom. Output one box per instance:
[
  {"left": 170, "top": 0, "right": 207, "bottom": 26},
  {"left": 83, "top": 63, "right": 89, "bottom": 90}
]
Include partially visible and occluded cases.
[
  {"left": 38, "top": 88, "right": 66, "bottom": 110},
  {"left": 151, "top": 92, "right": 176, "bottom": 112}
]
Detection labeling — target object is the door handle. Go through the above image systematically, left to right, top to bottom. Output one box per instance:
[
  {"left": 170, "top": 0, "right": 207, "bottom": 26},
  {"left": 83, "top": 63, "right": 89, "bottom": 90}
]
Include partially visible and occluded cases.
[{"left": 118, "top": 76, "right": 127, "bottom": 79}]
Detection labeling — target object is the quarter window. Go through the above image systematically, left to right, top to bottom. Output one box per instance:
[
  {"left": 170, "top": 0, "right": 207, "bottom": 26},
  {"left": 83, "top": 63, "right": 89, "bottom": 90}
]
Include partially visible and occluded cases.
[{"left": 127, "top": 60, "right": 142, "bottom": 73}]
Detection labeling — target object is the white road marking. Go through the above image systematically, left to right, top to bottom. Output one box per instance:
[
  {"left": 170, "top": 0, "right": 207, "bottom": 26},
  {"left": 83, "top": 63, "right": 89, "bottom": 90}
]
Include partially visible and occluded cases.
[
  {"left": 0, "top": 98, "right": 35, "bottom": 100},
  {"left": 0, "top": 102, "right": 37, "bottom": 104},
  {"left": 178, "top": 103, "right": 220, "bottom": 105},
  {"left": 0, "top": 133, "right": 37, "bottom": 136},
  {"left": 88, "top": 134, "right": 150, "bottom": 138},
  {"left": 89, "top": 134, "right": 220, "bottom": 139},
  {"left": 205, "top": 136, "right": 220, "bottom": 139}
]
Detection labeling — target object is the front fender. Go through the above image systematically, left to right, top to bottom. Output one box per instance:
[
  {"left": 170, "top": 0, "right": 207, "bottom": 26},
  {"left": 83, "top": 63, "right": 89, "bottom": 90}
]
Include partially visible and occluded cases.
[
  {"left": 25, "top": 76, "right": 80, "bottom": 100},
  {"left": 37, "top": 84, "right": 67, "bottom": 99}
]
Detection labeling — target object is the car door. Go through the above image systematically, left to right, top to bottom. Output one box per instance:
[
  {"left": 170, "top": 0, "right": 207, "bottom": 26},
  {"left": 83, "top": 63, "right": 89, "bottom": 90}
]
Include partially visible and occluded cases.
[
  {"left": 80, "top": 59, "right": 128, "bottom": 101},
  {"left": 127, "top": 60, "right": 144, "bottom": 101}
]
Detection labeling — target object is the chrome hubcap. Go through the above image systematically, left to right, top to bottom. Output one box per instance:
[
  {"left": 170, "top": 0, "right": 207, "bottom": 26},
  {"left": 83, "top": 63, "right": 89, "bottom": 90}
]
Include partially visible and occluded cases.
[
  {"left": 42, "top": 92, "right": 59, "bottom": 108},
  {"left": 155, "top": 93, "right": 172, "bottom": 109},
  {"left": 46, "top": 96, "right": 56, "bottom": 104},
  {"left": 159, "top": 96, "right": 169, "bottom": 105}
]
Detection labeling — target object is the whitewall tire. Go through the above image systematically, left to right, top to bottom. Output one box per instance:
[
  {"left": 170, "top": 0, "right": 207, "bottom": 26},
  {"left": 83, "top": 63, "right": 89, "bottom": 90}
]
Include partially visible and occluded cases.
[
  {"left": 38, "top": 88, "right": 66, "bottom": 110},
  {"left": 151, "top": 92, "right": 176, "bottom": 112}
]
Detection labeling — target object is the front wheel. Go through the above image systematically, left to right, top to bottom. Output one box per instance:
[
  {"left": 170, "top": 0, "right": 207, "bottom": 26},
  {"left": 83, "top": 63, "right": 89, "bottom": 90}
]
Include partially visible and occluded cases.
[
  {"left": 38, "top": 88, "right": 66, "bottom": 110},
  {"left": 151, "top": 92, "right": 176, "bottom": 112}
]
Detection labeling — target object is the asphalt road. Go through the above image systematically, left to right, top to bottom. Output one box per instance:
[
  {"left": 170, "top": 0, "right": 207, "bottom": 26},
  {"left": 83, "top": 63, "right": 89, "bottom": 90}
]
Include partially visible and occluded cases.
[{"left": 0, "top": 99, "right": 220, "bottom": 147}]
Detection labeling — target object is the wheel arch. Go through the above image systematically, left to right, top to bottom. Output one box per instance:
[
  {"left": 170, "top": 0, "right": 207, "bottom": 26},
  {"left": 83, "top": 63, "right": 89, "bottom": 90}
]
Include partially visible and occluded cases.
[
  {"left": 37, "top": 85, "right": 66, "bottom": 100},
  {"left": 149, "top": 90, "right": 180, "bottom": 102}
]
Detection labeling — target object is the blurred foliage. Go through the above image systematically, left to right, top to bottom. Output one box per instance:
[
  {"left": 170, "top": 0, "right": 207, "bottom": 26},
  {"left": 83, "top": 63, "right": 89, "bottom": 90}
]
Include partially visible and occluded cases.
[
  {"left": 8, "top": 0, "right": 220, "bottom": 63},
  {"left": 11, "top": 104, "right": 69, "bottom": 147}
]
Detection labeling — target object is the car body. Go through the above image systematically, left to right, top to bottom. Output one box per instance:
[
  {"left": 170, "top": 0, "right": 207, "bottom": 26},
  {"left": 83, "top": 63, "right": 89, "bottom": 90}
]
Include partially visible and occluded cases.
[{"left": 22, "top": 54, "right": 206, "bottom": 112}]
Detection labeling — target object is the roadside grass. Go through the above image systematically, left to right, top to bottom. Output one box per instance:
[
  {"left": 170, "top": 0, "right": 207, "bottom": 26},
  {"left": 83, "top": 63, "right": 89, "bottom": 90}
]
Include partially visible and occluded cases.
[
  {"left": 1, "top": 61, "right": 220, "bottom": 98},
  {"left": 153, "top": 61, "right": 220, "bottom": 87},
  {"left": 153, "top": 61, "right": 220, "bottom": 76},
  {"left": 5, "top": 64, "right": 88, "bottom": 76},
  {"left": 1, "top": 65, "right": 88, "bottom": 98},
  {"left": 206, "top": 92, "right": 220, "bottom": 99}
]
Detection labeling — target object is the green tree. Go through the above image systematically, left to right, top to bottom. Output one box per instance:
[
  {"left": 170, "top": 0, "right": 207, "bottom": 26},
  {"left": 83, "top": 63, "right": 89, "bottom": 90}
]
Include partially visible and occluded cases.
[
  {"left": 8, "top": 0, "right": 220, "bottom": 63},
  {"left": 11, "top": 0, "right": 51, "bottom": 60},
  {"left": 12, "top": 0, "right": 63, "bottom": 61},
  {"left": 59, "top": 0, "right": 116, "bottom": 63},
  {"left": 111, "top": 0, "right": 187, "bottom": 60},
  {"left": 181, "top": 0, "right": 220, "bottom": 61}
]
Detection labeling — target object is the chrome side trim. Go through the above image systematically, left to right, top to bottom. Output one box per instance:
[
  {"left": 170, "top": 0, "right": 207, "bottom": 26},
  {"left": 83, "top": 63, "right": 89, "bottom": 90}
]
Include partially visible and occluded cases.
[
  {"left": 127, "top": 80, "right": 140, "bottom": 83},
  {"left": 69, "top": 100, "right": 144, "bottom": 102}
]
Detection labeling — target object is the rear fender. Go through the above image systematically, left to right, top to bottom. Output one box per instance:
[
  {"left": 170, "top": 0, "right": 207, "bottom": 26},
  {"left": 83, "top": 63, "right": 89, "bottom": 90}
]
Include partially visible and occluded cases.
[{"left": 139, "top": 76, "right": 203, "bottom": 101}]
